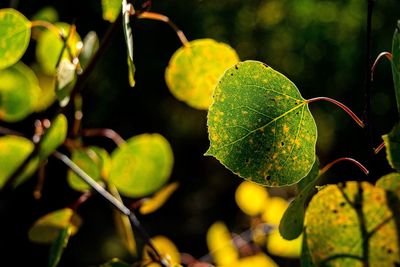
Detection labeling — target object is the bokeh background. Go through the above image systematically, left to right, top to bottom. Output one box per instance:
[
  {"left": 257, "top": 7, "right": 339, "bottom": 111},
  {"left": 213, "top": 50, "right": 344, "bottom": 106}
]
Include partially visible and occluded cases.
[{"left": 1, "top": 0, "right": 400, "bottom": 266}]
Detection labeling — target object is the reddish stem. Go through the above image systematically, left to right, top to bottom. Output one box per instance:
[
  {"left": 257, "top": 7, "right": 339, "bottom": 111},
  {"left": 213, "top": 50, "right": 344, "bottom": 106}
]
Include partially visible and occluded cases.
[
  {"left": 371, "top": 52, "right": 393, "bottom": 81},
  {"left": 307, "top": 97, "right": 365, "bottom": 128},
  {"left": 82, "top": 128, "right": 125, "bottom": 146},
  {"left": 374, "top": 141, "right": 385, "bottom": 154},
  {"left": 319, "top": 157, "right": 369, "bottom": 176},
  {"left": 69, "top": 191, "right": 92, "bottom": 210}
]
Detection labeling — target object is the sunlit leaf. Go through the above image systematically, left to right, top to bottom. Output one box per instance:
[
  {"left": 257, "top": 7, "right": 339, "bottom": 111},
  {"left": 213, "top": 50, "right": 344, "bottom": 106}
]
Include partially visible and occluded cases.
[
  {"left": 102, "top": 0, "right": 121, "bottom": 23},
  {"left": 122, "top": 0, "right": 135, "bottom": 87},
  {"left": 32, "top": 6, "right": 59, "bottom": 23},
  {"left": 0, "top": 8, "right": 31, "bottom": 69},
  {"left": 392, "top": 20, "right": 400, "bottom": 115},
  {"left": 36, "top": 22, "right": 81, "bottom": 75},
  {"left": 79, "top": 31, "right": 99, "bottom": 68},
  {"left": 165, "top": 39, "right": 239, "bottom": 110},
  {"left": 56, "top": 58, "right": 76, "bottom": 106},
  {"left": 206, "top": 61, "right": 317, "bottom": 186},
  {"left": 0, "top": 62, "right": 40, "bottom": 122},
  {"left": 32, "top": 65, "right": 57, "bottom": 112},
  {"left": 39, "top": 114, "right": 68, "bottom": 160},
  {"left": 383, "top": 123, "right": 400, "bottom": 172},
  {"left": 110, "top": 133, "right": 174, "bottom": 198},
  {"left": 0, "top": 135, "right": 34, "bottom": 189},
  {"left": 67, "top": 147, "right": 109, "bottom": 192},
  {"left": 279, "top": 160, "right": 319, "bottom": 240},
  {"left": 376, "top": 172, "right": 400, "bottom": 197},
  {"left": 235, "top": 181, "right": 269, "bottom": 216},
  {"left": 139, "top": 182, "right": 179, "bottom": 215},
  {"left": 305, "top": 182, "right": 400, "bottom": 266},
  {"left": 109, "top": 183, "right": 137, "bottom": 256},
  {"left": 261, "top": 196, "right": 288, "bottom": 226},
  {"left": 29, "top": 208, "right": 81, "bottom": 244},
  {"left": 206, "top": 221, "right": 239, "bottom": 266},
  {"left": 48, "top": 226, "right": 71, "bottom": 267},
  {"left": 267, "top": 231, "right": 302, "bottom": 258},
  {"left": 143, "top": 236, "right": 180, "bottom": 267},
  {"left": 229, "top": 253, "right": 278, "bottom": 267},
  {"left": 100, "top": 258, "right": 130, "bottom": 267}
]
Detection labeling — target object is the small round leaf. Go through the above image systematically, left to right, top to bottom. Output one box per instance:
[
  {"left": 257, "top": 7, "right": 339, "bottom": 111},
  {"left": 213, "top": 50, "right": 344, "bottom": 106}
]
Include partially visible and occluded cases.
[
  {"left": 101, "top": 0, "right": 121, "bottom": 23},
  {"left": 0, "top": 8, "right": 31, "bottom": 69},
  {"left": 165, "top": 39, "right": 239, "bottom": 110},
  {"left": 206, "top": 61, "right": 317, "bottom": 186},
  {"left": 39, "top": 114, "right": 68, "bottom": 160},
  {"left": 110, "top": 133, "right": 174, "bottom": 198},
  {"left": 235, "top": 181, "right": 269, "bottom": 216},
  {"left": 139, "top": 182, "right": 179, "bottom": 215},
  {"left": 207, "top": 221, "right": 239, "bottom": 266},
  {"left": 143, "top": 236, "right": 180, "bottom": 267}
]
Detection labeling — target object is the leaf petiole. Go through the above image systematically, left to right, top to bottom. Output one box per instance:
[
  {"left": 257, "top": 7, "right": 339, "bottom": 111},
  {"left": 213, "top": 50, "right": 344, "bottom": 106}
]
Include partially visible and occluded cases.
[
  {"left": 371, "top": 52, "right": 392, "bottom": 81},
  {"left": 319, "top": 157, "right": 369, "bottom": 176}
]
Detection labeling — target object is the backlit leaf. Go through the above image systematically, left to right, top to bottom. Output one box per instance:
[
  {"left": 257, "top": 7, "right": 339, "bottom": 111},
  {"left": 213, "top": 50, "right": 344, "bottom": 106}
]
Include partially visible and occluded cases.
[
  {"left": 102, "top": 0, "right": 121, "bottom": 23},
  {"left": 122, "top": 0, "right": 135, "bottom": 87},
  {"left": 32, "top": 6, "right": 59, "bottom": 23},
  {"left": 0, "top": 8, "right": 31, "bottom": 69},
  {"left": 392, "top": 20, "right": 400, "bottom": 115},
  {"left": 36, "top": 22, "right": 81, "bottom": 75},
  {"left": 79, "top": 31, "right": 99, "bottom": 68},
  {"left": 165, "top": 39, "right": 239, "bottom": 110},
  {"left": 56, "top": 58, "right": 76, "bottom": 106},
  {"left": 206, "top": 60, "right": 317, "bottom": 186},
  {"left": 0, "top": 62, "right": 40, "bottom": 122},
  {"left": 32, "top": 66, "right": 57, "bottom": 112},
  {"left": 39, "top": 114, "right": 68, "bottom": 160},
  {"left": 382, "top": 123, "right": 400, "bottom": 172},
  {"left": 110, "top": 133, "right": 173, "bottom": 198},
  {"left": 0, "top": 135, "right": 34, "bottom": 189},
  {"left": 279, "top": 160, "right": 319, "bottom": 240},
  {"left": 376, "top": 172, "right": 400, "bottom": 197},
  {"left": 235, "top": 181, "right": 269, "bottom": 216},
  {"left": 139, "top": 182, "right": 179, "bottom": 215},
  {"left": 305, "top": 182, "right": 400, "bottom": 266},
  {"left": 261, "top": 196, "right": 288, "bottom": 226},
  {"left": 29, "top": 208, "right": 81, "bottom": 244},
  {"left": 206, "top": 221, "right": 239, "bottom": 266},
  {"left": 48, "top": 226, "right": 71, "bottom": 267},
  {"left": 267, "top": 231, "right": 302, "bottom": 258},
  {"left": 143, "top": 236, "right": 180, "bottom": 267},
  {"left": 100, "top": 258, "right": 130, "bottom": 267}
]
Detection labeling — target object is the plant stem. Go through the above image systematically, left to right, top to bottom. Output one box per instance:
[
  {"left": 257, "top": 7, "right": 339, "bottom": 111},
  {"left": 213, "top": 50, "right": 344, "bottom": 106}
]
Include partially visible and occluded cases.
[
  {"left": 137, "top": 11, "right": 189, "bottom": 47},
  {"left": 30, "top": 20, "right": 62, "bottom": 38},
  {"left": 371, "top": 52, "right": 392, "bottom": 81},
  {"left": 307, "top": 97, "right": 365, "bottom": 128},
  {"left": 82, "top": 128, "right": 125, "bottom": 146},
  {"left": 373, "top": 141, "right": 385, "bottom": 154},
  {"left": 52, "top": 151, "right": 166, "bottom": 267},
  {"left": 319, "top": 157, "right": 369, "bottom": 176}
]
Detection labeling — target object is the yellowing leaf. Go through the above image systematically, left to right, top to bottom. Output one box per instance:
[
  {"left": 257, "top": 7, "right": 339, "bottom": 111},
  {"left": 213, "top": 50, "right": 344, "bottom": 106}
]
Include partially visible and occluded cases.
[
  {"left": 101, "top": 0, "right": 121, "bottom": 23},
  {"left": 0, "top": 8, "right": 31, "bottom": 69},
  {"left": 36, "top": 22, "right": 81, "bottom": 75},
  {"left": 165, "top": 39, "right": 239, "bottom": 110},
  {"left": 0, "top": 62, "right": 40, "bottom": 122},
  {"left": 32, "top": 66, "right": 57, "bottom": 112},
  {"left": 39, "top": 114, "right": 68, "bottom": 160},
  {"left": 383, "top": 123, "right": 400, "bottom": 172},
  {"left": 110, "top": 133, "right": 174, "bottom": 198},
  {"left": 0, "top": 135, "right": 34, "bottom": 189},
  {"left": 235, "top": 181, "right": 269, "bottom": 216},
  {"left": 139, "top": 182, "right": 179, "bottom": 215},
  {"left": 262, "top": 196, "right": 288, "bottom": 226},
  {"left": 28, "top": 208, "right": 81, "bottom": 244},
  {"left": 206, "top": 221, "right": 239, "bottom": 266},
  {"left": 267, "top": 231, "right": 302, "bottom": 258},
  {"left": 143, "top": 236, "right": 180, "bottom": 267},
  {"left": 229, "top": 253, "right": 278, "bottom": 267}
]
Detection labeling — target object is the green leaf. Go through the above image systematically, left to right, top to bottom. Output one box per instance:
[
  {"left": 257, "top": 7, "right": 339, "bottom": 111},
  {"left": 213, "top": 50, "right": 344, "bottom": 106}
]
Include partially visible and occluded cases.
[
  {"left": 102, "top": 0, "right": 121, "bottom": 23},
  {"left": 122, "top": 0, "right": 135, "bottom": 87},
  {"left": 32, "top": 6, "right": 59, "bottom": 23},
  {"left": 0, "top": 8, "right": 31, "bottom": 70},
  {"left": 392, "top": 20, "right": 400, "bottom": 115},
  {"left": 36, "top": 22, "right": 81, "bottom": 75},
  {"left": 79, "top": 31, "right": 99, "bottom": 68},
  {"left": 165, "top": 39, "right": 239, "bottom": 110},
  {"left": 56, "top": 58, "right": 76, "bottom": 106},
  {"left": 206, "top": 60, "right": 317, "bottom": 186},
  {"left": 0, "top": 62, "right": 40, "bottom": 122},
  {"left": 32, "top": 65, "right": 57, "bottom": 112},
  {"left": 39, "top": 114, "right": 68, "bottom": 160},
  {"left": 382, "top": 123, "right": 400, "bottom": 172},
  {"left": 110, "top": 133, "right": 174, "bottom": 198},
  {"left": 0, "top": 135, "right": 34, "bottom": 189},
  {"left": 67, "top": 147, "right": 109, "bottom": 192},
  {"left": 279, "top": 160, "right": 319, "bottom": 240},
  {"left": 376, "top": 172, "right": 400, "bottom": 198},
  {"left": 304, "top": 182, "right": 400, "bottom": 266},
  {"left": 29, "top": 208, "right": 81, "bottom": 244},
  {"left": 48, "top": 226, "right": 71, "bottom": 267},
  {"left": 300, "top": 232, "right": 316, "bottom": 267},
  {"left": 100, "top": 258, "right": 130, "bottom": 267}
]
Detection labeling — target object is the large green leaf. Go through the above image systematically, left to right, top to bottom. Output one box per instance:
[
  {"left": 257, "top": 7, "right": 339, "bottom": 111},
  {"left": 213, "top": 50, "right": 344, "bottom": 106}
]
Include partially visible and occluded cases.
[
  {"left": 101, "top": 0, "right": 121, "bottom": 23},
  {"left": 122, "top": 0, "right": 135, "bottom": 87},
  {"left": 0, "top": 8, "right": 31, "bottom": 70},
  {"left": 392, "top": 20, "right": 400, "bottom": 115},
  {"left": 36, "top": 22, "right": 81, "bottom": 75},
  {"left": 165, "top": 39, "right": 239, "bottom": 110},
  {"left": 206, "top": 61, "right": 317, "bottom": 186},
  {"left": 0, "top": 62, "right": 40, "bottom": 122},
  {"left": 39, "top": 114, "right": 68, "bottom": 160},
  {"left": 382, "top": 123, "right": 400, "bottom": 172},
  {"left": 110, "top": 133, "right": 173, "bottom": 198},
  {"left": 0, "top": 135, "right": 34, "bottom": 189},
  {"left": 279, "top": 160, "right": 319, "bottom": 240},
  {"left": 304, "top": 182, "right": 400, "bottom": 266},
  {"left": 29, "top": 208, "right": 81, "bottom": 244},
  {"left": 48, "top": 226, "right": 71, "bottom": 267}
]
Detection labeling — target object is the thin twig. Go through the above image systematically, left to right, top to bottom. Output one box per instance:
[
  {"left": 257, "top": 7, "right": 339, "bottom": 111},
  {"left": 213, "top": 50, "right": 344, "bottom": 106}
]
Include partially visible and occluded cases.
[
  {"left": 371, "top": 52, "right": 392, "bottom": 81},
  {"left": 0, "top": 126, "right": 24, "bottom": 136},
  {"left": 82, "top": 128, "right": 125, "bottom": 146},
  {"left": 373, "top": 141, "right": 385, "bottom": 154},
  {"left": 319, "top": 157, "right": 369, "bottom": 176}
]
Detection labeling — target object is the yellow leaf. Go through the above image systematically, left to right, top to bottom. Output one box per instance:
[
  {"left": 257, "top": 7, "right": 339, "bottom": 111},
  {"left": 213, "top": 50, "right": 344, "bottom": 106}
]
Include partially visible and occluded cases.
[
  {"left": 235, "top": 181, "right": 269, "bottom": 216},
  {"left": 139, "top": 182, "right": 179, "bottom": 215},
  {"left": 261, "top": 196, "right": 288, "bottom": 225},
  {"left": 206, "top": 221, "right": 238, "bottom": 266},
  {"left": 267, "top": 231, "right": 302, "bottom": 258},
  {"left": 143, "top": 236, "right": 180, "bottom": 267},
  {"left": 229, "top": 253, "right": 278, "bottom": 267}
]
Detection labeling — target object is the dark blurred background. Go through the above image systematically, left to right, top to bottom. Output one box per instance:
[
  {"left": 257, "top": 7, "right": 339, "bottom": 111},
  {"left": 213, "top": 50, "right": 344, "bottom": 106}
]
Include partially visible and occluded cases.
[{"left": 0, "top": 0, "right": 399, "bottom": 266}]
